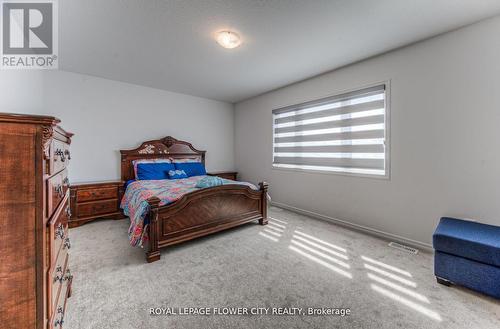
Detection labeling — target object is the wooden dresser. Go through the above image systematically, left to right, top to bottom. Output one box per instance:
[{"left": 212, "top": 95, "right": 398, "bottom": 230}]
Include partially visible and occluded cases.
[
  {"left": 0, "top": 113, "right": 73, "bottom": 329},
  {"left": 69, "top": 181, "right": 124, "bottom": 228}
]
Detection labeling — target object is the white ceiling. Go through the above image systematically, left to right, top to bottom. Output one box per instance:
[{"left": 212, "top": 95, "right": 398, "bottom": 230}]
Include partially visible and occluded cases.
[{"left": 60, "top": 0, "right": 500, "bottom": 103}]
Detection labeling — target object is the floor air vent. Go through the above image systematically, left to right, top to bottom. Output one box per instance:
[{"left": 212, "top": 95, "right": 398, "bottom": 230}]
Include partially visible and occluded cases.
[{"left": 388, "top": 242, "right": 419, "bottom": 254}]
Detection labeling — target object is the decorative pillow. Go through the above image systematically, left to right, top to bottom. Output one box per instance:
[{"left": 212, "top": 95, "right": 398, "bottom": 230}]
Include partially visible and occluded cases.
[
  {"left": 171, "top": 157, "right": 201, "bottom": 163},
  {"left": 133, "top": 158, "right": 171, "bottom": 179},
  {"left": 136, "top": 162, "right": 175, "bottom": 180},
  {"left": 174, "top": 162, "right": 206, "bottom": 177},
  {"left": 168, "top": 169, "right": 188, "bottom": 179},
  {"left": 195, "top": 176, "right": 224, "bottom": 188}
]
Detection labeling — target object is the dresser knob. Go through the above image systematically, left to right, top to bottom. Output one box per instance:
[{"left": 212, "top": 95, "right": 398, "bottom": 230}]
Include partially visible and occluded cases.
[
  {"left": 55, "top": 148, "right": 66, "bottom": 162},
  {"left": 55, "top": 149, "right": 67, "bottom": 162},
  {"left": 64, "top": 149, "right": 71, "bottom": 160},
  {"left": 63, "top": 177, "right": 70, "bottom": 185},
  {"left": 55, "top": 184, "right": 64, "bottom": 197},
  {"left": 65, "top": 206, "right": 72, "bottom": 218},
  {"left": 55, "top": 224, "right": 65, "bottom": 239},
  {"left": 63, "top": 237, "right": 71, "bottom": 250},
  {"left": 54, "top": 265, "right": 64, "bottom": 283},
  {"left": 64, "top": 268, "right": 73, "bottom": 282},
  {"left": 53, "top": 274, "right": 63, "bottom": 284},
  {"left": 57, "top": 306, "right": 63, "bottom": 314},
  {"left": 54, "top": 316, "right": 64, "bottom": 327}
]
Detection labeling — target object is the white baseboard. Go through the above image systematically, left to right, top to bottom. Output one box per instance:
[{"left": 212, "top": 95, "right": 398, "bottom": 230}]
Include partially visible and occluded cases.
[{"left": 270, "top": 201, "right": 433, "bottom": 252}]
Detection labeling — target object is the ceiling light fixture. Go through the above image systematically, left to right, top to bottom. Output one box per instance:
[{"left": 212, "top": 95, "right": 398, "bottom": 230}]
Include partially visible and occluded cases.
[{"left": 215, "top": 30, "right": 242, "bottom": 49}]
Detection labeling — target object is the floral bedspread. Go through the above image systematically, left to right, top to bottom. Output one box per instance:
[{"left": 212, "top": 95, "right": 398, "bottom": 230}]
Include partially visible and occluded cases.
[{"left": 121, "top": 176, "right": 257, "bottom": 247}]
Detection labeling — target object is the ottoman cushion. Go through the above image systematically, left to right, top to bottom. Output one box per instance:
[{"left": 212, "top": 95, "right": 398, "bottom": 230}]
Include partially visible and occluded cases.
[{"left": 433, "top": 217, "right": 500, "bottom": 267}]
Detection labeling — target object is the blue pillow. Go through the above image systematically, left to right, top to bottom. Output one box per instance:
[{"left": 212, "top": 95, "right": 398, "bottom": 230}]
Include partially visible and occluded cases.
[
  {"left": 136, "top": 162, "right": 175, "bottom": 180},
  {"left": 174, "top": 162, "right": 206, "bottom": 177},
  {"left": 168, "top": 169, "right": 188, "bottom": 179},
  {"left": 195, "top": 176, "right": 224, "bottom": 188},
  {"left": 124, "top": 179, "right": 136, "bottom": 189}
]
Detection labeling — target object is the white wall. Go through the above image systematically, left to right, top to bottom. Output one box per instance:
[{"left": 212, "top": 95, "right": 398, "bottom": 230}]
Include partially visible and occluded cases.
[
  {"left": 235, "top": 16, "right": 500, "bottom": 246},
  {"left": 0, "top": 71, "right": 44, "bottom": 112},
  {"left": 1, "top": 71, "right": 235, "bottom": 183}
]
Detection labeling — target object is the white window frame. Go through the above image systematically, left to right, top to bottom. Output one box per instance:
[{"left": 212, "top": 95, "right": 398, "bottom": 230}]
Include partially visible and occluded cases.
[{"left": 271, "top": 81, "right": 391, "bottom": 180}]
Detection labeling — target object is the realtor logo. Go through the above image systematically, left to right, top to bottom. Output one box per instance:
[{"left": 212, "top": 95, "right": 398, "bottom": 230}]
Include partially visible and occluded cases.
[{"left": 1, "top": 0, "right": 58, "bottom": 69}]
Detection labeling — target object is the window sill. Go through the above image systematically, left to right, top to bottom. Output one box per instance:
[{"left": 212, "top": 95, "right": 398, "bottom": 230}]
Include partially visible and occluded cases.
[{"left": 271, "top": 165, "right": 390, "bottom": 180}]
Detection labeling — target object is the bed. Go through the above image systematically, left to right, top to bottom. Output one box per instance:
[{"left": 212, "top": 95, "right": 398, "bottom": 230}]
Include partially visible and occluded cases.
[{"left": 120, "top": 136, "right": 268, "bottom": 262}]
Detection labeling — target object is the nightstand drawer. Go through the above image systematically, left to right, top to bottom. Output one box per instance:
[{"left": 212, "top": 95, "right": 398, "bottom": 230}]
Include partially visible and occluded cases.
[
  {"left": 77, "top": 187, "right": 118, "bottom": 202},
  {"left": 77, "top": 199, "right": 117, "bottom": 217}
]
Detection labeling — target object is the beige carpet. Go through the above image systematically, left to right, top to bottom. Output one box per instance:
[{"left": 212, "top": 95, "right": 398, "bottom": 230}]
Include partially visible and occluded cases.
[{"left": 64, "top": 207, "right": 500, "bottom": 329}]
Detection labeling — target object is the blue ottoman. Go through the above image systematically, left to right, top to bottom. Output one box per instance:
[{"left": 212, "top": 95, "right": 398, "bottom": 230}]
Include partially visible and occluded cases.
[{"left": 433, "top": 217, "right": 500, "bottom": 299}]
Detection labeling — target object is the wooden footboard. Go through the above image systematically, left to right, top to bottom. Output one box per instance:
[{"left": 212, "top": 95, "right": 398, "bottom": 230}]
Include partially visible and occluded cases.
[{"left": 145, "top": 182, "right": 268, "bottom": 262}]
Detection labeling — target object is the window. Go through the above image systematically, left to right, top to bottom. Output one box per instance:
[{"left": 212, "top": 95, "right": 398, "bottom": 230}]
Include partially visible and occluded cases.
[{"left": 272, "top": 84, "right": 388, "bottom": 177}]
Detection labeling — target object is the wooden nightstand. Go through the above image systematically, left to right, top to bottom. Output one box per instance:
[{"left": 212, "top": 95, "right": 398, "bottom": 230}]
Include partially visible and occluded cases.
[
  {"left": 207, "top": 171, "right": 238, "bottom": 181},
  {"left": 69, "top": 181, "right": 125, "bottom": 228}
]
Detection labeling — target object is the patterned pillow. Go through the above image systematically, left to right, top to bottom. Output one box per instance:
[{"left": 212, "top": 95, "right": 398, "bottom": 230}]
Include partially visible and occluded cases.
[
  {"left": 132, "top": 158, "right": 171, "bottom": 179},
  {"left": 168, "top": 170, "right": 188, "bottom": 179},
  {"left": 195, "top": 176, "right": 224, "bottom": 188}
]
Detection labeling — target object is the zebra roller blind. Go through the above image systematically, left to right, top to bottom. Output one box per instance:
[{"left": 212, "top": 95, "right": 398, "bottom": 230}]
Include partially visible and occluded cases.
[{"left": 272, "top": 84, "right": 388, "bottom": 176}]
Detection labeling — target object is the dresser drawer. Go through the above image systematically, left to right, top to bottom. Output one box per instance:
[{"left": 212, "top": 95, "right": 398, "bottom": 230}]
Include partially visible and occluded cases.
[
  {"left": 50, "top": 139, "right": 70, "bottom": 175},
  {"left": 47, "top": 169, "right": 70, "bottom": 217},
  {"left": 77, "top": 187, "right": 118, "bottom": 202},
  {"left": 49, "top": 196, "right": 70, "bottom": 265},
  {"left": 77, "top": 199, "right": 117, "bottom": 217},
  {"left": 48, "top": 249, "right": 69, "bottom": 317},
  {"left": 50, "top": 258, "right": 71, "bottom": 329}
]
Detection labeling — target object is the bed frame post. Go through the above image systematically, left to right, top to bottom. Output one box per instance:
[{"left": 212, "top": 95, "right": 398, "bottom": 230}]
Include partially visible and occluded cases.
[
  {"left": 259, "top": 182, "right": 268, "bottom": 225},
  {"left": 146, "top": 196, "right": 161, "bottom": 263}
]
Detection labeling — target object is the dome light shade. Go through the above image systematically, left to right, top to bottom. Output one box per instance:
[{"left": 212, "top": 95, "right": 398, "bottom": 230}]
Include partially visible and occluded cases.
[{"left": 215, "top": 31, "right": 242, "bottom": 49}]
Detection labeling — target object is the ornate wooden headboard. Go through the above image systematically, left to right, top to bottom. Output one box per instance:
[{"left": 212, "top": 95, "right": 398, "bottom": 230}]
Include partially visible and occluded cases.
[{"left": 120, "top": 136, "right": 206, "bottom": 182}]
